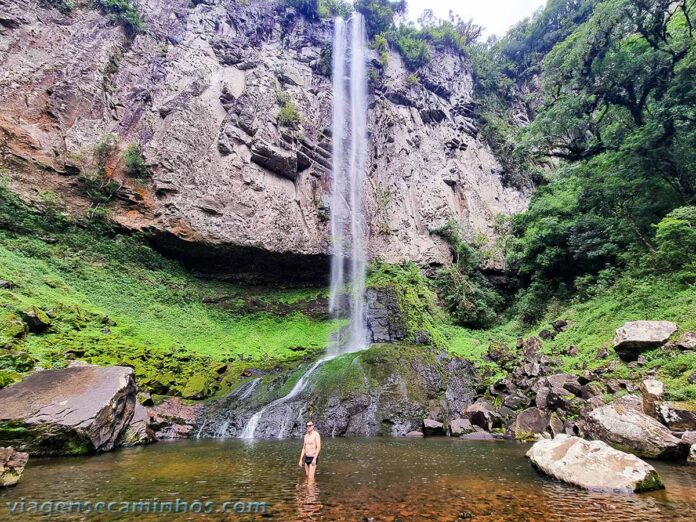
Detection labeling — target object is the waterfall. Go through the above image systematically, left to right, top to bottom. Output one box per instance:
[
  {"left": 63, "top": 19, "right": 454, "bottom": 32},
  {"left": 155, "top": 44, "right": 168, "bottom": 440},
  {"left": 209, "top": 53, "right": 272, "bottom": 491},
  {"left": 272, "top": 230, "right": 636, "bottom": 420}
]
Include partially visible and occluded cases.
[
  {"left": 329, "top": 12, "right": 369, "bottom": 355},
  {"left": 240, "top": 14, "right": 369, "bottom": 439}
]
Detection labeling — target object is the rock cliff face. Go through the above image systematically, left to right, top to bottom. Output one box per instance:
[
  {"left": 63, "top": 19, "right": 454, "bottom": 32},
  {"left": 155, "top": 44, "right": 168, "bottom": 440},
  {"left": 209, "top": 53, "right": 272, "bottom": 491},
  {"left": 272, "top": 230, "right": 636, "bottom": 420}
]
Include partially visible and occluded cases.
[{"left": 0, "top": 0, "right": 527, "bottom": 281}]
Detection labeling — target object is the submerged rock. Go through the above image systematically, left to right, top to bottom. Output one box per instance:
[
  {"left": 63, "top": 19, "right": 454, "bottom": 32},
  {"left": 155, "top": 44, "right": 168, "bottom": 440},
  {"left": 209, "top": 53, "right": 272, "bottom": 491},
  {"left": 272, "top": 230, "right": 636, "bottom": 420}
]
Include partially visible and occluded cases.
[
  {"left": 613, "top": 321, "right": 677, "bottom": 360},
  {"left": 0, "top": 365, "right": 136, "bottom": 456},
  {"left": 584, "top": 397, "right": 684, "bottom": 459},
  {"left": 404, "top": 430, "right": 424, "bottom": 438},
  {"left": 527, "top": 435, "right": 664, "bottom": 493},
  {"left": 0, "top": 447, "right": 28, "bottom": 487}
]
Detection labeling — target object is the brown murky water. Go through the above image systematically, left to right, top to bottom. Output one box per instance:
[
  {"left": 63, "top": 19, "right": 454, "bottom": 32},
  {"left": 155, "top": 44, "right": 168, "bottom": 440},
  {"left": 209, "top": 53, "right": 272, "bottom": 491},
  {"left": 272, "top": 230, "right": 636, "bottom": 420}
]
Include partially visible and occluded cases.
[{"left": 1, "top": 438, "right": 695, "bottom": 521}]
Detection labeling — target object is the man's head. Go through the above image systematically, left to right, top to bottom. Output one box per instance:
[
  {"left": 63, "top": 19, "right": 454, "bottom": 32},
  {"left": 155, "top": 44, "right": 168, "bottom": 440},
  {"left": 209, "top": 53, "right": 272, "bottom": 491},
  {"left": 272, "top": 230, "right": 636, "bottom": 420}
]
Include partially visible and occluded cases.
[{"left": 306, "top": 421, "right": 314, "bottom": 433}]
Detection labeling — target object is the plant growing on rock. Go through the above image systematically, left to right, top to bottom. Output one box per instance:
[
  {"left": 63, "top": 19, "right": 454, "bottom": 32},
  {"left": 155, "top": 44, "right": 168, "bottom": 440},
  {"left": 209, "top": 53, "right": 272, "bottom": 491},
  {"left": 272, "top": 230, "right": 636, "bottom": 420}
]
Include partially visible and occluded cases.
[
  {"left": 94, "top": 0, "right": 143, "bottom": 35},
  {"left": 276, "top": 91, "right": 301, "bottom": 128},
  {"left": 74, "top": 134, "right": 122, "bottom": 205},
  {"left": 123, "top": 143, "right": 150, "bottom": 181},
  {"left": 432, "top": 220, "right": 503, "bottom": 329}
]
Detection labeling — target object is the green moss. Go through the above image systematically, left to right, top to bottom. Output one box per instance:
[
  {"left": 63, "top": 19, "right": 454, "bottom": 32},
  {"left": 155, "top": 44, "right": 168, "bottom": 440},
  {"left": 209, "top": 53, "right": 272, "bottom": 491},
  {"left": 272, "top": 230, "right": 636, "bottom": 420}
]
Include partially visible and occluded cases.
[
  {"left": 0, "top": 186, "right": 339, "bottom": 395},
  {"left": 367, "top": 261, "right": 445, "bottom": 346},
  {"left": 181, "top": 373, "right": 212, "bottom": 399},
  {"left": 635, "top": 471, "right": 665, "bottom": 493}
]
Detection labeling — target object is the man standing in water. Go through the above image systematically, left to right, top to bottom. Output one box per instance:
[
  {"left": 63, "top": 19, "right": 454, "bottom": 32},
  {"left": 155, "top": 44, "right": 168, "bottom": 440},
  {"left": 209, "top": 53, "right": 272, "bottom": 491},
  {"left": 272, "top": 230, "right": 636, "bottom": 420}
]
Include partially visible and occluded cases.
[{"left": 298, "top": 421, "right": 321, "bottom": 480}]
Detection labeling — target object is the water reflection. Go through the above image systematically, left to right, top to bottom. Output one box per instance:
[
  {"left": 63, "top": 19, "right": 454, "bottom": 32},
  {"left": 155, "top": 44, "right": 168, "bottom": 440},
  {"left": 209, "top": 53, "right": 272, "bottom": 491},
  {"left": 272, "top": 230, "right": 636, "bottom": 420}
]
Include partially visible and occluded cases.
[
  {"left": 1, "top": 438, "right": 695, "bottom": 521},
  {"left": 295, "top": 479, "right": 323, "bottom": 520}
]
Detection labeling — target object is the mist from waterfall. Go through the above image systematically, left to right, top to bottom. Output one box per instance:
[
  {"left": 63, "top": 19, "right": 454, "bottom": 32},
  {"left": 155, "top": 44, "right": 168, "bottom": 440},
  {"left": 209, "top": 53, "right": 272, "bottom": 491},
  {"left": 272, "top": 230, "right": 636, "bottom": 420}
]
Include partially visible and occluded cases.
[{"left": 240, "top": 14, "right": 368, "bottom": 439}]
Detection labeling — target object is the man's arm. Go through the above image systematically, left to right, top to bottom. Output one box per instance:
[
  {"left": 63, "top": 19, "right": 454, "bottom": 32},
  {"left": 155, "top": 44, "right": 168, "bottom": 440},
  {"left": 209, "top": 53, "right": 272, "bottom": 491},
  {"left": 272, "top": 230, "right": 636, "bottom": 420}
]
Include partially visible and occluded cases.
[
  {"left": 314, "top": 433, "right": 321, "bottom": 459},
  {"left": 299, "top": 439, "right": 305, "bottom": 466}
]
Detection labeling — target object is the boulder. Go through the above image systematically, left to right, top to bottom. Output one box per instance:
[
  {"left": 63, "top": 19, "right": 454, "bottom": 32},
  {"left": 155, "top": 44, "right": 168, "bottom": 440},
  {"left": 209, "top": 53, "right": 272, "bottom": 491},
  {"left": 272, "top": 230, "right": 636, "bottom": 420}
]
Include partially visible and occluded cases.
[
  {"left": 365, "top": 287, "right": 408, "bottom": 344},
  {"left": 21, "top": 306, "right": 51, "bottom": 333},
  {"left": 613, "top": 321, "right": 677, "bottom": 360},
  {"left": 676, "top": 331, "right": 696, "bottom": 350},
  {"left": 0, "top": 365, "right": 136, "bottom": 456},
  {"left": 181, "top": 373, "right": 211, "bottom": 400},
  {"left": 639, "top": 378, "right": 664, "bottom": 418},
  {"left": 580, "top": 382, "right": 605, "bottom": 400},
  {"left": 503, "top": 393, "right": 531, "bottom": 410},
  {"left": 584, "top": 397, "right": 685, "bottom": 459},
  {"left": 149, "top": 398, "right": 202, "bottom": 439},
  {"left": 462, "top": 399, "right": 502, "bottom": 431},
  {"left": 657, "top": 402, "right": 696, "bottom": 431},
  {"left": 120, "top": 403, "right": 156, "bottom": 447},
  {"left": 511, "top": 407, "right": 548, "bottom": 441},
  {"left": 548, "top": 413, "right": 565, "bottom": 437},
  {"left": 449, "top": 418, "right": 474, "bottom": 437},
  {"left": 423, "top": 419, "right": 445, "bottom": 436},
  {"left": 404, "top": 430, "right": 424, "bottom": 438},
  {"left": 682, "top": 431, "right": 696, "bottom": 446},
  {"left": 527, "top": 435, "right": 664, "bottom": 493},
  {"left": 689, "top": 445, "right": 696, "bottom": 465},
  {"left": 0, "top": 447, "right": 28, "bottom": 487}
]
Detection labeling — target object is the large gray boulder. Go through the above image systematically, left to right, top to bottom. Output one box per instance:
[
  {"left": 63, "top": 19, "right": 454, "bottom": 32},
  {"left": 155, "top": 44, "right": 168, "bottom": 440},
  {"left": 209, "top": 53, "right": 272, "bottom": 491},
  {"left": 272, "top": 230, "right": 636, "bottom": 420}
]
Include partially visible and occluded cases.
[
  {"left": 613, "top": 321, "right": 677, "bottom": 360},
  {"left": 0, "top": 365, "right": 136, "bottom": 456},
  {"left": 584, "top": 397, "right": 684, "bottom": 459},
  {"left": 527, "top": 435, "right": 664, "bottom": 493},
  {"left": 0, "top": 447, "right": 29, "bottom": 487}
]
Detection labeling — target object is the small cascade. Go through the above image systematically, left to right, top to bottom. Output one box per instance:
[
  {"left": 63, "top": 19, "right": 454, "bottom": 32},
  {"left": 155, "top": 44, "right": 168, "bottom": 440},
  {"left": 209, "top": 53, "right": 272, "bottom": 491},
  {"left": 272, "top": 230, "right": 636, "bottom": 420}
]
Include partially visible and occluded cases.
[{"left": 239, "top": 13, "right": 369, "bottom": 439}]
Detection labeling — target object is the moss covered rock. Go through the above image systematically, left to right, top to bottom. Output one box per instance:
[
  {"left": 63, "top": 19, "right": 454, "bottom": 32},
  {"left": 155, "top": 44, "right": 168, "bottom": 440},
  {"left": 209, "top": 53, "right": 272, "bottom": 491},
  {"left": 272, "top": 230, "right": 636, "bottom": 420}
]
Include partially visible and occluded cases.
[
  {"left": 21, "top": 306, "right": 51, "bottom": 333},
  {"left": 181, "top": 373, "right": 212, "bottom": 400}
]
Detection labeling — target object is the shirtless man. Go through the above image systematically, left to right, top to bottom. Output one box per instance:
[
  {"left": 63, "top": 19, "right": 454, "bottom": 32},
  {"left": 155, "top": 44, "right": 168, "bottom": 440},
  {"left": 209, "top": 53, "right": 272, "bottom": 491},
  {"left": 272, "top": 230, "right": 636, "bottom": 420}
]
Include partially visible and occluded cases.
[{"left": 298, "top": 421, "right": 321, "bottom": 479}]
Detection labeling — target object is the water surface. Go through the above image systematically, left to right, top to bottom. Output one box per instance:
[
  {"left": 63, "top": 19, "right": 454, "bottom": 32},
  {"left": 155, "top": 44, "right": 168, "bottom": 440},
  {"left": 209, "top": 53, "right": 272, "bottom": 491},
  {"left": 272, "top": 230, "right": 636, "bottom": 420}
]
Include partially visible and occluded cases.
[{"left": 2, "top": 438, "right": 695, "bottom": 521}]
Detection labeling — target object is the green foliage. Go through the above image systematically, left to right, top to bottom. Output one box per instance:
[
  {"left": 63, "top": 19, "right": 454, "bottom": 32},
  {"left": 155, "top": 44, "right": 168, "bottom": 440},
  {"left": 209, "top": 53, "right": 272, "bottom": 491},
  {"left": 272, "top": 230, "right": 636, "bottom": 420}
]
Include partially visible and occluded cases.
[
  {"left": 41, "top": 0, "right": 74, "bottom": 14},
  {"left": 94, "top": 0, "right": 143, "bottom": 35},
  {"left": 284, "top": 0, "right": 352, "bottom": 20},
  {"left": 355, "top": 0, "right": 406, "bottom": 37},
  {"left": 497, "top": 0, "right": 696, "bottom": 321},
  {"left": 390, "top": 25, "right": 429, "bottom": 70},
  {"left": 276, "top": 91, "right": 301, "bottom": 128},
  {"left": 74, "top": 135, "right": 122, "bottom": 205},
  {"left": 123, "top": 143, "right": 150, "bottom": 180},
  {"left": 0, "top": 186, "right": 339, "bottom": 394},
  {"left": 651, "top": 206, "right": 696, "bottom": 281},
  {"left": 432, "top": 220, "right": 503, "bottom": 329},
  {"left": 367, "top": 260, "right": 444, "bottom": 345}
]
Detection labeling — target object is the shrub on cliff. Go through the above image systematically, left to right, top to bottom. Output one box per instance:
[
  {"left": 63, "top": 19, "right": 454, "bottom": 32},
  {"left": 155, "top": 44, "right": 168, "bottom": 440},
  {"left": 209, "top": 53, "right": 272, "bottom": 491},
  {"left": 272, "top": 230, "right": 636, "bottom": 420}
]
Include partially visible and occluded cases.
[
  {"left": 95, "top": 0, "right": 143, "bottom": 35},
  {"left": 355, "top": 0, "right": 406, "bottom": 37},
  {"left": 123, "top": 144, "right": 150, "bottom": 181},
  {"left": 433, "top": 220, "right": 503, "bottom": 329}
]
